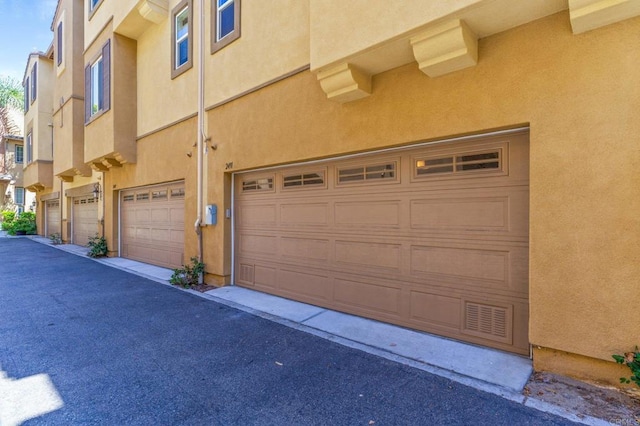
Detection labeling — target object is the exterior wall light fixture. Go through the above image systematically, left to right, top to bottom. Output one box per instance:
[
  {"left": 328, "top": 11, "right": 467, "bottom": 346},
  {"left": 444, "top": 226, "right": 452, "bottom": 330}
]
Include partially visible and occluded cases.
[{"left": 92, "top": 182, "right": 102, "bottom": 200}]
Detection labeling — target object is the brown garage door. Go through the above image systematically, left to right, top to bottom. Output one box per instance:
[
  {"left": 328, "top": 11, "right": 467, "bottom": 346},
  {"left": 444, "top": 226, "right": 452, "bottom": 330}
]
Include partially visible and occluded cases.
[
  {"left": 234, "top": 131, "right": 529, "bottom": 354},
  {"left": 120, "top": 182, "right": 185, "bottom": 269},
  {"left": 73, "top": 195, "right": 98, "bottom": 246},
  {"left": 46, "top": 199, "right": 61, "bottom": 237}
]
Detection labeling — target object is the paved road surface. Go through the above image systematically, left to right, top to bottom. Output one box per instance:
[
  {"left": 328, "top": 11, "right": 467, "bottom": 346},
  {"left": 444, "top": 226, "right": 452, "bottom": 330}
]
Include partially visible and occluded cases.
[{"left": 0, "top": 239, "right": 575, "bottom": 425}]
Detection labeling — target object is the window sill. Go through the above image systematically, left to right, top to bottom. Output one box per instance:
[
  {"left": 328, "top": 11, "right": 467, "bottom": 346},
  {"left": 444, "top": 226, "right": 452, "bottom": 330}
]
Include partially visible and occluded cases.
[
  {"left": 171, "top": 62, "right": 193, "bottom": 80},
  {"left": 85, "top": 108, "right": 109, "bottom": 126}
]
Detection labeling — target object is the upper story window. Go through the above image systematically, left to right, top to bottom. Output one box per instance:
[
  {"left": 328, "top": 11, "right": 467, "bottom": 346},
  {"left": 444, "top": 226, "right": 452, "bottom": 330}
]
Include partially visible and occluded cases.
[
  {"left": 88, "top": 0, "right": 102, "bottom": 17},
  {"left": 171, "top": 0, "right": 192, "bottom": 79},
  {"left": 211, "top": 0, "right": 240, "bottom": 53},
  {"left": 56, "top": 21, "right": 63, "bottom": 67},
  {"left": 85, "top": 40, "right": 111, "bottom": 123},
  {"left": 91, "top": 56, "right": 104, "bottom": 113},
  {"left": 30, "top": 63, "right": 37, "bottom": 104},
  {"left": 24, "top": 78, "right": 29, "bottom": 112},
  {"left": 26, "top": 133, "right": 33, "bottom": 164},
  {"left": 15, "top": 145, "right": 23, "bottom": 164},
  {"left": 14, "top": 188, "right": 24, "bottom": 206}
]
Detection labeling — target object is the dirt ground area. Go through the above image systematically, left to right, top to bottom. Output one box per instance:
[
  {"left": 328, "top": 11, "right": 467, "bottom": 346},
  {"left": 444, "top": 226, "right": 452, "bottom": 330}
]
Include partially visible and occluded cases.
[{"left": 524, "top": 372, "right": 640, "bottom": 424}]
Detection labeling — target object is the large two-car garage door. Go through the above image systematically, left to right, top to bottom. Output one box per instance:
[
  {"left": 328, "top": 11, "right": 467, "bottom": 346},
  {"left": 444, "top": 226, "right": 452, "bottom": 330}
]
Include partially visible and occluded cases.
[
  {"left": 234, "top": 131, "right": 529, "bottom": 354},
  {"left": 120, "top": 182, "right": 185, "bottom": 269}
]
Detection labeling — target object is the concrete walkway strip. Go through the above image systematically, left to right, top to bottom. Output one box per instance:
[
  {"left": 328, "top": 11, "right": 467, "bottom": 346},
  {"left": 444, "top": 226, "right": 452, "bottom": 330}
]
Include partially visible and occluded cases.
[{"left": 207, "top": 286, "right": 533, "bottom": 392}]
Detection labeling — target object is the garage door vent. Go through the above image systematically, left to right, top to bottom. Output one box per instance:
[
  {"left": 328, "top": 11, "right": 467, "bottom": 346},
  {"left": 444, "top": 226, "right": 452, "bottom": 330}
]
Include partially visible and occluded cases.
[
  {"left": 416, "top": 150, "right": 501, "bottom": 176},
  {"left": 337, "top": 162, "right": 396, "bottom": 184},
  {"left": 283, "top": 172, "right": 325, "bottom": 188},
  {"left": 243, "top": 177, "right": 274, "bottom": 192},
  {"left": 238, "top": 263, "right": 255, "bottom": 285},
  {"left": 463, "top": 301, "right": 512, "bottom": 344}
]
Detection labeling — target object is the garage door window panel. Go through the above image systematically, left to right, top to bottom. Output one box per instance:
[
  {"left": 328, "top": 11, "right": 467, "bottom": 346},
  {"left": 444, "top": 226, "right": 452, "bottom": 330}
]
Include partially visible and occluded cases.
[
  {"left": 414, "top": 147, "right": 505, "bottom": 180},
  {"left": 336, "top": 160, "right": 398, "bottom": 186},
  {"left": 282, "top": 170, "right": 326, "bottom": 190},
  {"left": 242, "top": 176, "right": 274, "bottom": 193},
  {"left": 171, "top": 188, "right": 185, "bottom": 199},
  {"left": 152, "top": 190, "right": 168, "bottom": 200}
]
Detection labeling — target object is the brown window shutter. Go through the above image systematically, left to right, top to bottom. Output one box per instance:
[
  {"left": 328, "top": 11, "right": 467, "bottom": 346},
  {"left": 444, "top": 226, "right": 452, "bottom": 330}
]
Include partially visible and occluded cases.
[
  {"left": 57, "top": 22, "right": 63, "bottom": 66},
  {"left": 102, "top": 39, "right": 110, "bottom": 112},
  {"left": 32, "top": 63, "right": 37, "bottom": 102},
  {"left": 84, "top": 64, "right": 91, "bottom": 123},
  {"left": 24, "top": 79, "right": 29, "bottom": 112}
]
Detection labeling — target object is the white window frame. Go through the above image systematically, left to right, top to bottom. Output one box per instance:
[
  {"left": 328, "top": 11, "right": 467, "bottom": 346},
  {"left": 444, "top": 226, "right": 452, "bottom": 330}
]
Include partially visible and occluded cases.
[
  {"left": 89, "top": 0, "right": 102, "bottom": 15},
  {"left": 171, "top": 0, "right": 192, "bottom": 79},
  {"left": 211, "top": 0, "right": 240, "bottom": 53},
  {"left": 216, "top": 0, "right": 234, "bottom": 41},
  {"left": 175, "top": 6, "right": 189, "bottom": 69},
  {"left": 90, "top": 55, "right": 104, "bottom": 117},
  {"left": 15, "top": 145, "right": 23, "bottom": 164},
  {"left": 14, "top": 188, "right": 25, "bottom": 206}
]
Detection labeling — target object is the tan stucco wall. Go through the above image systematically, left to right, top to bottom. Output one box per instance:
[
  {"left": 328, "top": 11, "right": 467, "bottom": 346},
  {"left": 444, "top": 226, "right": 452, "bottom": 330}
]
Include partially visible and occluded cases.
[
  {"left": 52, "top": 0, "right": 89, "bottom": 178},
  {"left": 53, "top": 0, "right": 85, "bottom": 99},
  {"left": 134, "top": 0, "right": 309, "bottom": 136},
  {"left": 136, "top": 0, "right": 198, "bottom": 136},
  {"left": 204, "top": 0, "right": 310, "bottom": 109},
  {"left": 202, "top": 12, "right": 640, "bottom": 372},
  {"left": 84, "top": 26, "right": 137, "bottom": 166},
  {"left": 23, "top": 56, "right": 54, "bottom": 163},
  {"left": 53, "top": 98, "right": 89, "bottom": 177},
  {"left": 533, "top": 347, "right": 636, "bottom": 389}
]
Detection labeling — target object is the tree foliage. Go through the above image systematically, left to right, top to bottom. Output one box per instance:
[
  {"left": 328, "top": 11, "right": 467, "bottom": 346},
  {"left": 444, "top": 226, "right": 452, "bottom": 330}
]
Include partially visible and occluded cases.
[{"left": 0, "top": 76, "right": 24, "bottom": 111}]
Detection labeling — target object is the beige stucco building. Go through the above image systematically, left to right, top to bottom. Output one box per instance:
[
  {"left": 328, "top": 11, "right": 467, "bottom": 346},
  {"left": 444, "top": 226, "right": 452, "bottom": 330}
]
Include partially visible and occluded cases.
[
  {"left": 26, "top": 0, "right": 639, "bottom": 388},
  {"left": 0, "top": 106, "right": 34, "bottom": 214}
]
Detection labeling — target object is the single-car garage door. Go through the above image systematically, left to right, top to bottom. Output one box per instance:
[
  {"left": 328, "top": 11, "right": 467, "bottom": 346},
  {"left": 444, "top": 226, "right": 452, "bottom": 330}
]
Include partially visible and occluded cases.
[
  {"left": 234, "top": 131, "right": 529, "bottom": 354},
  {"left": 120, "top": 182, "right": 185, "bottom": 269},
  {"left": 72, "top": 195, "right": 98, "bottom": 246},
  {"left": 46, "top": 199, "right": 60, "bottom": 236}
]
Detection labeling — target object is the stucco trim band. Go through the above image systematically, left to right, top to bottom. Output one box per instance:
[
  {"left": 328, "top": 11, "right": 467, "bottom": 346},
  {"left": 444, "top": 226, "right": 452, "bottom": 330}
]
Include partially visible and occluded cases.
[
  {"left": 569, "top": 0, "right": 640, "bottom": 34},
  {"left": 205, "top": 65, "right": 311, "bottom": 112},
  {"left": 65, "top": 183, "right": 95, "bottom": 198},
  {"left": 41, "top": 191, "right": 60, "bottom": 201}
]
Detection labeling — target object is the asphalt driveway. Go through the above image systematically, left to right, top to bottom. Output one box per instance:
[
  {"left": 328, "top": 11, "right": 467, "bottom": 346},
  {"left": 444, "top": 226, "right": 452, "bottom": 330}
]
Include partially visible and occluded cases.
[{"left": 0, "top": 239, "right": 575, "bottom": 425}]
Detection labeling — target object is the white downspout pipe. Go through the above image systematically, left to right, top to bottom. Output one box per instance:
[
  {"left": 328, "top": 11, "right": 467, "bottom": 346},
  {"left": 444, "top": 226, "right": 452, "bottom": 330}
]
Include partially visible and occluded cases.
[{"left": 194, "top": 0, "right": 205, "bottom": 283}]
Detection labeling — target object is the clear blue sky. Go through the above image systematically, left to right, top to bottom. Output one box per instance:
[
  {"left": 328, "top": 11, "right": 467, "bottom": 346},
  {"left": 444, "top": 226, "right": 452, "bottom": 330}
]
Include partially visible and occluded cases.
[{"left": 0, "top": 0, "right": 58, "bottom": 82}]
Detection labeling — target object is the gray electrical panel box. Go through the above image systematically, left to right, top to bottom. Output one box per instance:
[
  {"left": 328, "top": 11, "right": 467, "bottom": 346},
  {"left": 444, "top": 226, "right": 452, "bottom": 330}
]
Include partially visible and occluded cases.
[{"left": 206, "top": 204, "right": 217, "bottom": 225}]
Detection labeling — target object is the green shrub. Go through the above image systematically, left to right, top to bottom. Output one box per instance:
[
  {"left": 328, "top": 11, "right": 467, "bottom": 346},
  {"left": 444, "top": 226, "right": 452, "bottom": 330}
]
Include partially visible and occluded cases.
[
  {"left": 1, "top": 210, "right": 15, "bottom": 231},
  {"left": 2, "top": 210, "right": 15, "bottom": 223},
  {"left": 10, "top": 212, "right": 36, "bottom": 235},
  {"left": 49, "top": 233, "right": 62, "bottom": 245},
  {"left": 87, "top": 234, "right": 108, "bottom": 258},
  {"left": 170, "top": 257, "right": 205, "bottom": 288},
  {"left": 613, "top": 347, "right": 640, "bottom": 388}
]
